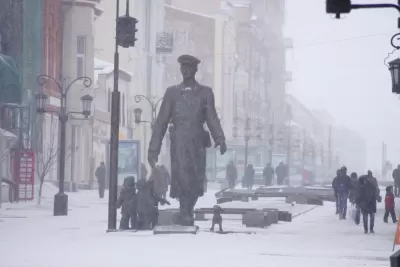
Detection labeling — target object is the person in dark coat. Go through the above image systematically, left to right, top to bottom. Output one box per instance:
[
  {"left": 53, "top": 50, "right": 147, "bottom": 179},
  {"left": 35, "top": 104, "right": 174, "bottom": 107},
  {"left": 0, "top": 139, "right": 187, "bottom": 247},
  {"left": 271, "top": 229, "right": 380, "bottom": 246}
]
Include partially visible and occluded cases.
[
  {"left": 147, "top": 55, "right": 227, "bottom": 226},
  {"left": 226, "top": 161, "right": 237, "bottom": 189},
  {"left": 95, "top": 162, "right": 106, "bottom": 198},
  {"left": 276, "top": 162, "right": 286, "bottom": 185},
  {"left": 263, "top": 163, "right": 274, "bottom": 186},
  {"left": 244, "top": 164, "right": 255, "bottom": 190},
  {"left": 393, "top": 165, "right": 400, "bottom": 197},
  {"left": 335, "top": 166, "right": 352, "bottom": 220},
  {"left": 332, "top": 169, "right": 341, "bottom": 215},
  {"left": 349, "top": 172, "right": 358, "bottom": 205},
  {"left": 356, "top": 175, "right": 377, "bottom": 234},
  {"left": 116, "top": 176, "right": 137, "bottom": 230},
  {"left": 384, "top": 185, "right": 397, "bottom": 223},
  {"left": 210, "top": 205, "right": 224, "bottom": 232}
]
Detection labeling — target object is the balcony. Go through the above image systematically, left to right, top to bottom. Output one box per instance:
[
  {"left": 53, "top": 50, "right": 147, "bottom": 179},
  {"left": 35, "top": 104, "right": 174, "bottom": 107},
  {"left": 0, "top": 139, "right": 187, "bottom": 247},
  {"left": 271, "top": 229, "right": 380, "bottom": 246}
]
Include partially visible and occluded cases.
[
  {"left": 284, "top": 38, "right": 293, "bottom": 49},
  {"left": 284, "top": 71, "right": 292, "bottom": 82}
]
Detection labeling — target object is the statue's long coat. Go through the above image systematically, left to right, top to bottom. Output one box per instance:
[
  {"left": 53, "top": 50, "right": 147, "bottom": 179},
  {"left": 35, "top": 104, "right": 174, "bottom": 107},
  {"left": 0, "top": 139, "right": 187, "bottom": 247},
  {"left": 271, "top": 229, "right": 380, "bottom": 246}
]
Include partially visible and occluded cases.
[{"left": 148, "top": 82, "right": 225, "bottom": 199}]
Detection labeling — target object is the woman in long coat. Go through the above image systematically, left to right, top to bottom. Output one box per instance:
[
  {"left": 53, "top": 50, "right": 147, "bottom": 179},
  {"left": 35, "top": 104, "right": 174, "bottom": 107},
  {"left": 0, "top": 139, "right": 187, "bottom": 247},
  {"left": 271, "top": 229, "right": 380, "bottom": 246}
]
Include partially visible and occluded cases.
[{"left": 147, "top": 55, "right": 227, "bottom": 226}]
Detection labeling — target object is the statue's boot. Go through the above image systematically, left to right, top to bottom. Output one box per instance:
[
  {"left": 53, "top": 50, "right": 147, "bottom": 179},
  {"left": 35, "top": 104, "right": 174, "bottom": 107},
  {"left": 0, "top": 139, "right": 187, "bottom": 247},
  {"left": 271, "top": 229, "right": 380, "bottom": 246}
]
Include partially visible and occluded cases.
[
  {"left": 187, "top": 196, "right": 198, "bottom": 225},
  {"left": 179, "top": 197, "right": 193, "bottom": 226}
]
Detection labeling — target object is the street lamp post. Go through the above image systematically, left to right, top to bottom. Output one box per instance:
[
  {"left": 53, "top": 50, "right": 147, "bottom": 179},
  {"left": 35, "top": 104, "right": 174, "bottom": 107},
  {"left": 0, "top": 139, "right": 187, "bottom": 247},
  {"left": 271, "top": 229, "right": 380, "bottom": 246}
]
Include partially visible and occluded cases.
[
  {"left": 36, "top": 74, "right": 93, "bottom": 216},
  {"left": 133, "top": 95, "right": 163, "bottom": 129},
  {"left": 233, "top": 117, "right": 262, "bottom": 169}
]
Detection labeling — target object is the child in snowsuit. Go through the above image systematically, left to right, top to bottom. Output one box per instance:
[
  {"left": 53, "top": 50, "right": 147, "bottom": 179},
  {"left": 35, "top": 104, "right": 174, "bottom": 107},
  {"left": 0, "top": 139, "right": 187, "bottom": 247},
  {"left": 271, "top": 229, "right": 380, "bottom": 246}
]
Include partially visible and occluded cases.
[
  {"left": 116, "top": 176, "right": 137, "bottom": 230},
  {"left": 147, "top": 180, "right": 170, "bottom": 229},
  {"left": 384, "top": 185, "right": 397, "bottom": 223},
  {"left": 210, "top": 205, "right": 225, "bottom": 232}
]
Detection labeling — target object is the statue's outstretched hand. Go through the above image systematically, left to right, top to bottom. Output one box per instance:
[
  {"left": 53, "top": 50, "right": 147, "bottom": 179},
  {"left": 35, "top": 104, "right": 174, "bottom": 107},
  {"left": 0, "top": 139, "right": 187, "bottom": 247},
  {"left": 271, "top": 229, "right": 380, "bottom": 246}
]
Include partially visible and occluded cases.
[
  {"left": 215, "top": 140, "right": 227, "bottom": 155},
  {"left": 148, "top": 153, "right": 158, "bottom": 169}
]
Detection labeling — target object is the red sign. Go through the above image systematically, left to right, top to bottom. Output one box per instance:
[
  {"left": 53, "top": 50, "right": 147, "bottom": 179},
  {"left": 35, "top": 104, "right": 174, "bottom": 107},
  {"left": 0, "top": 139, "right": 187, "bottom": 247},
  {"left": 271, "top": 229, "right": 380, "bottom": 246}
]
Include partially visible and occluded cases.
[{"left": 18, "top": 150, "right": 35, "bottom": 201}]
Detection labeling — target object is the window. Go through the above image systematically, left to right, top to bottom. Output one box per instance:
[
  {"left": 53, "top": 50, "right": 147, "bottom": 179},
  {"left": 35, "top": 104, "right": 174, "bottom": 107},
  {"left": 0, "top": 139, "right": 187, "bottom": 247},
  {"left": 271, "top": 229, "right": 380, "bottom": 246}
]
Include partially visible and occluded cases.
[
  {"left": 77, "top": 36, "right": 86, "bottom": 77},
  {"left": 108, "top": 89, "right": 111, "bottom": 112},
  {"left": 122, "top": 93, "right": 126, "bottom": 126}
]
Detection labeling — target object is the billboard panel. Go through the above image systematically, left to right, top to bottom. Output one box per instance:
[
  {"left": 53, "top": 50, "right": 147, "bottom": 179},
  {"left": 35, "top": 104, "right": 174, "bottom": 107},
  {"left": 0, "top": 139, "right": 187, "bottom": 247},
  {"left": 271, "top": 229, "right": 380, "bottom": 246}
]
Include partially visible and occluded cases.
[{"left": 107, "top": 140, "right": 141, "bottom": 187}]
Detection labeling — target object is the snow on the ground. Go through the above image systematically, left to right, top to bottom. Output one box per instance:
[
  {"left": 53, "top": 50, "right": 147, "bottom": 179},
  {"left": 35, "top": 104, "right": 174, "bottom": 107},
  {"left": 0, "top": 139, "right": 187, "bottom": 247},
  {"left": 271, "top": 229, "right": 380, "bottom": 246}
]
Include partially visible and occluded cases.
[{"left": 0, "top": 185, "right": 397, "bottom": 267}]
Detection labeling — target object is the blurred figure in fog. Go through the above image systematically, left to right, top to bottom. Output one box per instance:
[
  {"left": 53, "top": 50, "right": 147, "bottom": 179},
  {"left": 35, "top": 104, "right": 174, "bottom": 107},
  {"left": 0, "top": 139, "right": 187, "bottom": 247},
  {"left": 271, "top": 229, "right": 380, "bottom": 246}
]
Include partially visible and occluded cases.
[
  {"left": 226, "top": 161, "right": 237, "bottom": 189},
  {"left": 95, "top": 162, "right": 106, "bottom": 198},
  {"left": 276, "top": 162, "right": 286, "bottom": 186},
  {"left": 263, "top": 163, "right": 274, "bottom": 186},
  {"left": 244, "top": 164, "right": 255, "bottom": 190},
  {"left": 392, "top": 165, "right": 400, "bottom": 197},
  {"left": 334, "top": 167, "right": 352, "bottom": 220},
  {"left": 332, "top": 169, "right": 341, "bottom": 215},
  {"left": 356, "top": 174, "right": 377, "bottom": 234},
  {"left": 384, "top": 185, "right": 397, "bottom": 223}
]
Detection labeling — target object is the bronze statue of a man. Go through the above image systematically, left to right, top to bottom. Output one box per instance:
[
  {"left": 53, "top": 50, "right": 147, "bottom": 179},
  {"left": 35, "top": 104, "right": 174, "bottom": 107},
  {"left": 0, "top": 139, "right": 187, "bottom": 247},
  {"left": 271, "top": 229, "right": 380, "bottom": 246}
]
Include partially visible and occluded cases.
[{"left": 148, "top": 55, "right": 227, "bottom": 226}]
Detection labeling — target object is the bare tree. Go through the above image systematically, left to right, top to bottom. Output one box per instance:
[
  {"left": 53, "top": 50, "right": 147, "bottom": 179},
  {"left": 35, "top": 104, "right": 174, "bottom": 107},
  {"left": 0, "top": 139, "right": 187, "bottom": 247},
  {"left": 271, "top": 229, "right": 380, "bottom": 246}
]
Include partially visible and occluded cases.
[
  {"left": 35, "top": 117, "right": 74, "bottom": 205},
  {"left": 35, "top": 126, "right": 59, "bottom": 205}
]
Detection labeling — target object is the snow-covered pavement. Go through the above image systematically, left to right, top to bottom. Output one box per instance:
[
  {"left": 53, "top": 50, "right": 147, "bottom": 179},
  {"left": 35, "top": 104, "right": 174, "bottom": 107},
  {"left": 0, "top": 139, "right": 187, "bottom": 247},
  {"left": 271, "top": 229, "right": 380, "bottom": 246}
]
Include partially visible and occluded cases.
[{"left": 0, "top": 183, "right": 397, "bottom": 267}]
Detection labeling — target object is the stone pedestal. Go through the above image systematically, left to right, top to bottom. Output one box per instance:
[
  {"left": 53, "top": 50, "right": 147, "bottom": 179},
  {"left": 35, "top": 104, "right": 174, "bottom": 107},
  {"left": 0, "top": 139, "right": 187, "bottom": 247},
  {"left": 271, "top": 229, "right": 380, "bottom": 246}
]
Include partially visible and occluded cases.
[
  {"left": 286, "top": 194, "right": 308, "bottom": 204},
  {"left": 217, "top": 197, "right": 232, "bottom": 204},
  {"left": 307, "top": 197, "right": 324, "bottom": 206},
  {"left": 263, "top": 208, "right": 279, "bottom": 224},
  {"left": 158, "top": 210, "right": 180, "bottom": 226},
  {"left": 242, "top": 211, "right": 269, "bottom": 228},
  {"left": 278, "top": 211, "right": 292, "bottom": 222},
  {"left": 194, "top": 212, "right": 206, "bottom": 221},
  {"left": 153, "top": 225, "right": 198, "bottom": 235}
]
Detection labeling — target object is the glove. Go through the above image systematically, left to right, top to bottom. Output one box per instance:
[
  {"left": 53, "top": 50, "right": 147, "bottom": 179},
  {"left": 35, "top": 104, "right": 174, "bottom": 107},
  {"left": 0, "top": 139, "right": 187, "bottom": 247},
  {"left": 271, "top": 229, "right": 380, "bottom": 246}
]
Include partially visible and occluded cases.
[{"left": 214, "top": 140, "right": 227, "bottom": 155}]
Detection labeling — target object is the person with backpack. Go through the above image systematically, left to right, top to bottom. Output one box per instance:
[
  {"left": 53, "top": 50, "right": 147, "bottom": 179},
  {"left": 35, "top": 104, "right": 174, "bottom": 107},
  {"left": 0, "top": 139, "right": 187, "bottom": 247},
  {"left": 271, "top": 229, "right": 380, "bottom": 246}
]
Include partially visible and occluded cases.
[{"left": 332, "top": 169, "right": 341, "bottom": 215}]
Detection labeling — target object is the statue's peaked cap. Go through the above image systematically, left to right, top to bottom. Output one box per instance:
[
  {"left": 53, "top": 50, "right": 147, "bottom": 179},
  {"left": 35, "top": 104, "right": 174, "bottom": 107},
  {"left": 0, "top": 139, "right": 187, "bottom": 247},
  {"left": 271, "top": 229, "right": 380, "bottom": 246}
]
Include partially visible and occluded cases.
[{"left": 177, "top": 54, "right": 201, "bottom": 65}]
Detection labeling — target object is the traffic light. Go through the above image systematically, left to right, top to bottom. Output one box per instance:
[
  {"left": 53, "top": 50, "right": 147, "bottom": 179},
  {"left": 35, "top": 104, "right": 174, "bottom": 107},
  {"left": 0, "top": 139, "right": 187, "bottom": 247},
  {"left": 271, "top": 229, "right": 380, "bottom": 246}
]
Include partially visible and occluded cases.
[
  {"left": 326, "top": 0, "right": 351, "bottom": 18},
  {"left": 116, "top": 15, "right": 138, "bottom": 48}
]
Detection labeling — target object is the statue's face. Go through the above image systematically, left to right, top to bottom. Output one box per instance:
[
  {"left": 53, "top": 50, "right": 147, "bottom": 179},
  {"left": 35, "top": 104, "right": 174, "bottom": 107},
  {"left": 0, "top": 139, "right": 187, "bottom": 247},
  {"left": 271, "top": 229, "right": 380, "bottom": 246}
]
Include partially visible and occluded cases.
[{"left": 180, "top": 63, "right": 197, "bottom": 80}]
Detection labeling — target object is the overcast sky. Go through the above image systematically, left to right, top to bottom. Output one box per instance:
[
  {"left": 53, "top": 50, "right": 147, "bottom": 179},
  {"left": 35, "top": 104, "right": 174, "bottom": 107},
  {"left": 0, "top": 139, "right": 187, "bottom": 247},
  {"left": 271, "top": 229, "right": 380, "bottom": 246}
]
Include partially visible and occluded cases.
[{"left": 285, "top": 0, "right": 400, "bottom": 170}]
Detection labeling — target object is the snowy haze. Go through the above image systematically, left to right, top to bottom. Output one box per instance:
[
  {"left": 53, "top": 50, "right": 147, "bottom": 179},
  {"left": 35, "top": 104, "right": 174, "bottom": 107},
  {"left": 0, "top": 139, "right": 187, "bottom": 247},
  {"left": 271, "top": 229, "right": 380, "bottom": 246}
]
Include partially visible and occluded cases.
[{"left": 285, "top": 0, "right": 400, "bottom": 170}]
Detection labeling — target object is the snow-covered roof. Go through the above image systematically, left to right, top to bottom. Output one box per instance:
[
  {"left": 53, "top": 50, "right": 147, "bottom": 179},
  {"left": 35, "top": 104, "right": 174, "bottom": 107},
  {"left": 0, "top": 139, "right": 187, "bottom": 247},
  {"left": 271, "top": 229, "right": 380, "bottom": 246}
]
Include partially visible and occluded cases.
[
  {"left": 164, "top": 4, "right": 215, "bottom": 20},
  {"left": 94, "top": 58, "right": 132, "bottom": 86},
  {"left": 0, "top": 128, "right": 16, "bottom": 140}
]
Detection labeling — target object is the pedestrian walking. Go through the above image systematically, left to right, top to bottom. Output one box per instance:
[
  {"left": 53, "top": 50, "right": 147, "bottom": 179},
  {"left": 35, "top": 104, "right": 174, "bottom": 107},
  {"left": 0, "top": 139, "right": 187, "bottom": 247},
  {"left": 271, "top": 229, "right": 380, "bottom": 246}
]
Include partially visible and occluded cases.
[
  {"left": 226, "top": 161, "right": 237, "bottom": 189},
  {"left": 95, "top": 162, "right": 106, "bottom": 198},
  {"left": 276, "top": 162, "right": 286, "bottom": 186},
  {"left": 263, "top": 163, "right": 274, "bottom": 186},
  {"left": 244, "top": 164, "right": 255, "bottom": 190},
  {"left": 159, "top": 165, "right": 170, "bottom": 199},
  {"left": 393, "top": 165, "right": 400, "bottom": 197},
  {"left": 335, "top": 166, "right": 352, "bottom": 220},
  {"left": 332, "top": 169, "right": 341, "bottom": 215},
  {"left": 356, "top": 175, "right": 378, "bottom": 234},
  {"left": 384, "top": 185, "right": 397, "bottom": 223}
]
